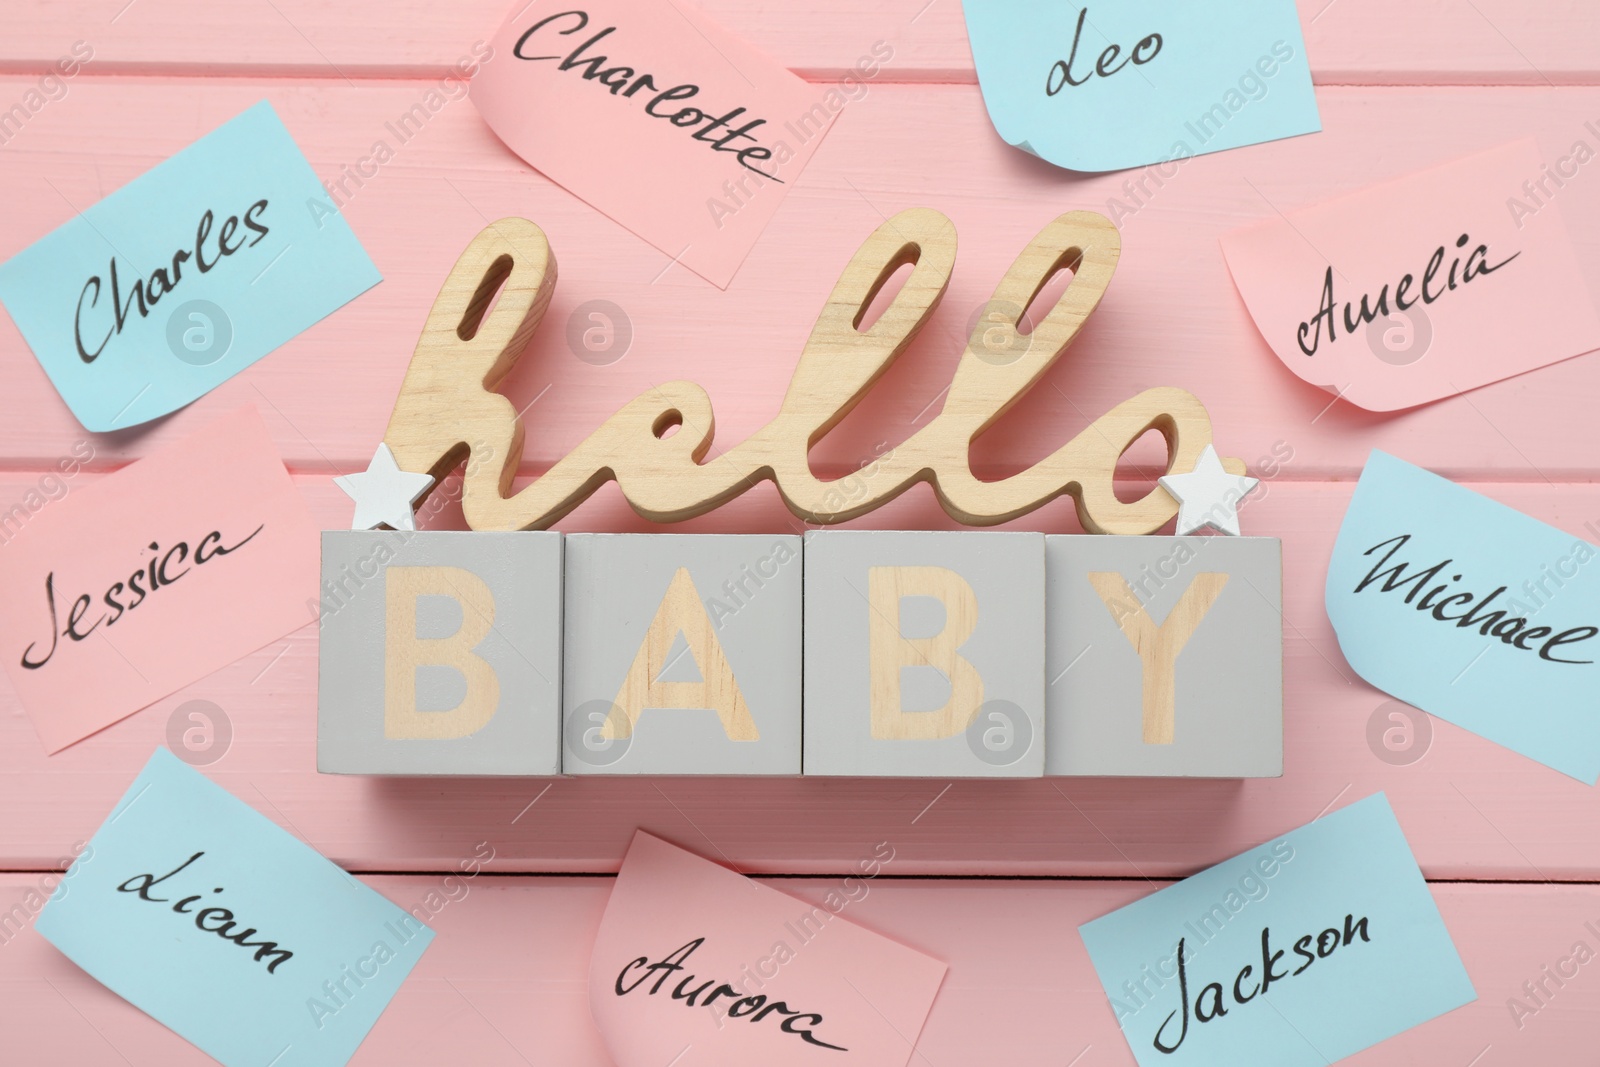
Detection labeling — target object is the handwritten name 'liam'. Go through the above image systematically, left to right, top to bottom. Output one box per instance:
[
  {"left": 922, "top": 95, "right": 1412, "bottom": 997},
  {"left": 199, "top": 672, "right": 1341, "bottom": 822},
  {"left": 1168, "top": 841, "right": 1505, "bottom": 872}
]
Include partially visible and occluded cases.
[
  {"left": 1297, "top": 233, "right": 1518, "bottom": 356},
  {"left": 119, "top": 851, "right": 294, "bottom": 974}
]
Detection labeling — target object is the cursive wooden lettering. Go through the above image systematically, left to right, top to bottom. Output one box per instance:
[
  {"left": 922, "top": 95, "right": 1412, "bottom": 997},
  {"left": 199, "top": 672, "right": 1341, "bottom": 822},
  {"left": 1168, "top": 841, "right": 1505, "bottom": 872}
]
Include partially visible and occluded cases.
[{"left": 381, "top": 209, "right": 1245, "bottom": 535}]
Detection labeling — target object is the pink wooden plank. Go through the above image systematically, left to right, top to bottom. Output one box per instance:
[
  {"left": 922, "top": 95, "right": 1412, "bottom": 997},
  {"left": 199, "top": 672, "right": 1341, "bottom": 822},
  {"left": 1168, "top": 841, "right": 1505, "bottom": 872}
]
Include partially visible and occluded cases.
[
  {"left": 0, "top": 0, "right": 1595, "bottom": 83},
  {"left": 2, "top": 80, "right": 1600, "bottom": 481},
  {"left": 1, "top": 475, "right": 1597, "bottom": 878},
  {"left": 0, "top": 872, "right": 1595, "bottom": 1064}
]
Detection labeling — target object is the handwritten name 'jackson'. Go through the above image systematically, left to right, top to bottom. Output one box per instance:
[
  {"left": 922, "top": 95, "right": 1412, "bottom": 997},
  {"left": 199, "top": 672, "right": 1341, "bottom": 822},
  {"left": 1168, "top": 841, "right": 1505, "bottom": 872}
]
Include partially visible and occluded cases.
[
  {"left": 513, "top": 11, "right": 783, "bottom": 181},
  {"left": 1297, "top": 232, "right": 1518, "bottom": 356},
  {"left": 1355, "top": 534, "right": 1598, "bottom": 664},
  {"left": 1153, "top": 914, "right": 1371, "bottom": 1054}
]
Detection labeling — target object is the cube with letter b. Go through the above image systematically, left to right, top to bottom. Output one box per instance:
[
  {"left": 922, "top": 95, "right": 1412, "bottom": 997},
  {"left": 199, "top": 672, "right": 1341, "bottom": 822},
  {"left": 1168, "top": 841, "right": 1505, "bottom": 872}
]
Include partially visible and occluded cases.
[
  {"left": 317, "top": 530, "right": 562, "bottom": 775},
  {"left": 802, "top": 531, "right": 1045, "bottom": 776},
  {"left": 562, "top": 534, "right": 803, "bottom": 774},
  {"left": 1045, "top": 535, "right": 1282, "bottom": 777}
]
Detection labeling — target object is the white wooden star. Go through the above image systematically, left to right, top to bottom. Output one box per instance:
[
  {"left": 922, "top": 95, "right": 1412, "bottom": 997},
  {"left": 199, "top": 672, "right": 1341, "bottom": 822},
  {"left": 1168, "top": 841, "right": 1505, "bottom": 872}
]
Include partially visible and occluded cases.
[
  {"left": 335, "top": 443, "right": 435, "bottom": 531},
  {"left": 1158, "top": 444, "right": 1259, "bottom": 536}
]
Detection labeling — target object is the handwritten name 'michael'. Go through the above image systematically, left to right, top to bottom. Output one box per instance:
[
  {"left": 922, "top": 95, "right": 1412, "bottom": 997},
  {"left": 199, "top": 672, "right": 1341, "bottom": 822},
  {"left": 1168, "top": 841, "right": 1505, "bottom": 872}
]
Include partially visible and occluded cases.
[
  {"left": 512, "top": 10, "right": 784, "bottom": 182},
  {"left": 1297, "top": 233, "right": 1518, "bottom": 357},
  {"left": 1355, "top": 534, "right": 1598, "bottom": 664}
]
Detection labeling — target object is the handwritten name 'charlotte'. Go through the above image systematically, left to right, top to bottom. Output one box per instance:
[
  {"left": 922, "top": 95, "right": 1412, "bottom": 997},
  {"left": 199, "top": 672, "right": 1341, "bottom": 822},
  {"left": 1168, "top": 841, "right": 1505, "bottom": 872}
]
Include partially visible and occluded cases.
[{"left": 512, "top": 11, "right": 784, "bottom": 181}]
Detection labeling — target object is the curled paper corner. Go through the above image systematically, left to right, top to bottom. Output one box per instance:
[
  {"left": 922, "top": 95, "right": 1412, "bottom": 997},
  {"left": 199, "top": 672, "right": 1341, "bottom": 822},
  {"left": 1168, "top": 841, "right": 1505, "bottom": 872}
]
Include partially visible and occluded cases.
[{"left": 1218, "top": 140, "right": 1600, "bottom": 412}]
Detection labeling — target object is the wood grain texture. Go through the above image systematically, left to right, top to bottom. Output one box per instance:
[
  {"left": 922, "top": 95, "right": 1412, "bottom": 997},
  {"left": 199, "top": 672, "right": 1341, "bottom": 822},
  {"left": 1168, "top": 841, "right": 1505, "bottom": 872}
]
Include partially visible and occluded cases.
[
  {"left": 0, "top": 1, "right": 1596, "bottom": 84},
  {"left": 2, "top": 2, "right": 1599, "bottom": 1060},
  {"left": 3, "top": 80, "right": 1600, "bottom": 483},
  {"left": 385, "top": 206, "right": 1241, "bottom": 535},
  {"left": 2, "top": 478, "right": 1597, "bottom": 878},
  {"left": 607, "top": 566, "right": 760, "bottom": 742},
  {"left": 1086, "top": 570, "right": 1230, "bottom": 745},
  {"left": 2, "top": 871, "right": 1597, "bottom": 1064}
]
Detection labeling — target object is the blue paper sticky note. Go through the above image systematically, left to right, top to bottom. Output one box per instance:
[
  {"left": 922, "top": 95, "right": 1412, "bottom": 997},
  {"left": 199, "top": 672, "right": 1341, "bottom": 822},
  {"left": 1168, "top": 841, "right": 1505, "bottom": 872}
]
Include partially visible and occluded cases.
[
  {"left": 961, "top": 0, "right": 1321, "bottom": 172},
  {"left": 0, "top": 100, "right": 379, "bottom": 431},
  {"left": 1327, "top": 451, "right": 1600, "bottom": 782},
  {"left": 36, "top": 749, "right": 433, "bottom": 1066},
  {"left": 1080, "top": 793, "right": 1474, "bottom": 1067}
]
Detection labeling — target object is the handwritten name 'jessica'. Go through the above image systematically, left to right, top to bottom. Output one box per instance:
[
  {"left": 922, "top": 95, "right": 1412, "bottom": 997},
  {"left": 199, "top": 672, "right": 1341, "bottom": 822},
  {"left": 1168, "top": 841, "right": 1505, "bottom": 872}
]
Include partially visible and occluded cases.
[{"left": 20, "top": 524, "right": 264, "bottom": 670}]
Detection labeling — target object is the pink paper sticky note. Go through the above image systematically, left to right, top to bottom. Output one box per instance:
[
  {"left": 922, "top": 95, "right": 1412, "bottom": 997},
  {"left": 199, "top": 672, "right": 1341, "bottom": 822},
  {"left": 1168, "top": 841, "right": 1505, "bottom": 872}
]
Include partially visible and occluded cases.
[
  {"left": 471, "top": 0, "right": 838, "bottom": 288},
  {"left": 1221, "top": 139, "right": 1600, "bottom": 411},
  {"left": 0, "top": 406, "right": 319, "bottom": 752},
  {"left": 591, "top": 832, "right": 946, "bottom": 1066}
]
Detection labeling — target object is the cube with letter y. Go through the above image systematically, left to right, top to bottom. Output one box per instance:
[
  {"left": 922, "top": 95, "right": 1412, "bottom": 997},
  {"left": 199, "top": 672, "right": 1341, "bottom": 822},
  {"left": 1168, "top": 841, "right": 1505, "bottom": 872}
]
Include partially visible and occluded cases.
[
  {"left": 317, "top": 530, "right": 562, "bottom": 775},
  {"left": 803, "top": 531, "right": 1045, "bottom": 776},
  {"left": 562, "top": 534, "right": 802, "bottom": 774},
  {"left": 1046, "top": 535, "right": 1282, "bottom": 777}
]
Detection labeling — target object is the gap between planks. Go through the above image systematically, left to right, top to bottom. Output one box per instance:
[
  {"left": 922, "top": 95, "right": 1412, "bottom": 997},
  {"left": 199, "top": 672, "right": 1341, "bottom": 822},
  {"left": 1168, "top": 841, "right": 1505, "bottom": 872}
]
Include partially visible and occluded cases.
[
  {"left": 1, "top": 64, "right": 1597, "bottom": 89},
  {"left": 1, "top": 867, "right": 1595, "bottom": 886}
]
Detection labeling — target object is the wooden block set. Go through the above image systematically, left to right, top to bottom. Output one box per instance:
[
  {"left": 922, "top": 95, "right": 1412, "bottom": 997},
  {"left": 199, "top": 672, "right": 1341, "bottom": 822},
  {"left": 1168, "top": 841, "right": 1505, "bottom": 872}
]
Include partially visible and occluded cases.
[
  {"left": 319, "top": 208, "right": 1283, "bottom": 779},
  {"left": 316, "top": 531, "right": 1282, "bottom": 777}
]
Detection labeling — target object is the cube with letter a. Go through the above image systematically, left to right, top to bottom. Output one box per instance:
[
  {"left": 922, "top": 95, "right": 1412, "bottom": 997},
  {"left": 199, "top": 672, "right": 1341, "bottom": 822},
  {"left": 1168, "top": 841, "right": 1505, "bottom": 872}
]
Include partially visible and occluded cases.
[
  {"left": 317, "top": 530, "right": 562, "bottom": 775},
  {"left": 802, "top": 531, "right": 1045, "bottom": 777},
  {"left": 562, "top": 534, "right": 803, "bottom": 775},
  {"left": 1045, "top": 535, "right": 1283, "bottom": 777}
]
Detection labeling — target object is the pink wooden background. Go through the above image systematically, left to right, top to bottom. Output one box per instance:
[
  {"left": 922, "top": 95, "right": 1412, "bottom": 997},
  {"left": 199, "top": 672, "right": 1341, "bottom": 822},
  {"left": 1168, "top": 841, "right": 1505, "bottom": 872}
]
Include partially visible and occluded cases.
[{"left": 2, "top": 0, "right": 1599, "bottom": 1062}]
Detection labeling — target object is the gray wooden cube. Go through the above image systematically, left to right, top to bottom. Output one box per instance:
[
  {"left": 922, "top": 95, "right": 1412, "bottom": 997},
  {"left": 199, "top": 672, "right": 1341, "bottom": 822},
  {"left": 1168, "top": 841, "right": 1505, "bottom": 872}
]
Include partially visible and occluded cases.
[
  {"left": 317, "top": 530, "right": 562, "bottom": 775},
  {"left": 803, "top": 531, "right": 1045, "bottom": 777},
  {"left": 562, "top": 534, "right": 802, "bottom": 775},
  {"left": 1045, "top": 535, "right": 1282, "bottom": 777}
]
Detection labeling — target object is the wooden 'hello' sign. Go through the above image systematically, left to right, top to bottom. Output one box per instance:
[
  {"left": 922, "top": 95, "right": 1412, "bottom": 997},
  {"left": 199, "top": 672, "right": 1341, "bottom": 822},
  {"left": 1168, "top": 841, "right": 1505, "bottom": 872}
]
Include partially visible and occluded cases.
[
  {"left": 381, "top": 208, "right": 1245, "bottom": 535},
  {"left": 320, "top": 212, "right": 1281, "bottom": 780}
]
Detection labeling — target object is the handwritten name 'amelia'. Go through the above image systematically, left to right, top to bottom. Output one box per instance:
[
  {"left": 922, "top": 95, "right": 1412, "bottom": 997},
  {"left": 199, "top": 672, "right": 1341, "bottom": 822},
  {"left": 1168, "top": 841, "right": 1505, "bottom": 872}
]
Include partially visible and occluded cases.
[{"left": 1297, "top": 233, "right": 1517, "bottom": 357}]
